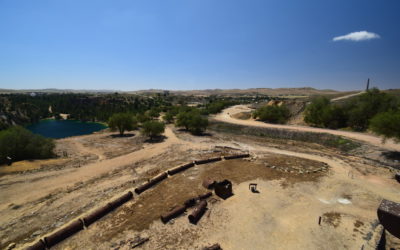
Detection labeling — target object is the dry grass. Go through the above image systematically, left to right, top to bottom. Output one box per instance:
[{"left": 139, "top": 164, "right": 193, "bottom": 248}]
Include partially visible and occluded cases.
[{"left": 0, "top": 158, "right": 70, "bottom": 175}]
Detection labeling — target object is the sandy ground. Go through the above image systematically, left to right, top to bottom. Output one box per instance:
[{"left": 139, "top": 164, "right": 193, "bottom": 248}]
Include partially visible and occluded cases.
[
  {"left": 214, "top": 105, "right": 400, "bottom": 152},
  {"left": 1, "top": 121, "right": 399, "bottom": 249},
  {"left": 52, "top": 133, "right": 399, "bottom": 250}
]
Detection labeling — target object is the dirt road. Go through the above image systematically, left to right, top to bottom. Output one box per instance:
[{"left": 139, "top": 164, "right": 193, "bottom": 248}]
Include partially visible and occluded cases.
[
  {"left": 331, "top": 91, "right": 365, "bottom": 102},
  {"left": 214, "top": 105, "right": 400, "bottom": 152},
  {"left": 0, "top": 127, "right": 188, "bottom": 210},
  {"left": 67, "top": 137, "right": 106, "bottom": 161}
]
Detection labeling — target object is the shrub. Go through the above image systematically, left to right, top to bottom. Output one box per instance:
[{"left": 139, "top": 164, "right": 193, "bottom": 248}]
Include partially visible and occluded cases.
[
  {"left": 346, "top": 88, "right": 399, "bottom": 131},
  {"left": 304, "top": 89, "right": 399, "bottom": 131},
  {"left": 304, "top": 97, "right": 331, "bottom": 127},
  {"left": 304, "top": 97, "right": 348, "bottom": 129},
  {"left": 304, "top": 97, "right": 347, "bottom": 129},
  {"left": 206, "top": 100, "right": 236, "bottom": 114},
  {"left": 253, "top": 105, "right": 290, "bottom": 124},
  {"left": 323, "top": 105, "right": 347, "bottom": 129},
  {"left": 370, "top": 110, "right": 400, "bottom": 142},
  {"left": 108, "top": 113, "right": 137, "bottom": 136},
  {"left": 0, "top": 126, "right": 55, "bottom": 164}
]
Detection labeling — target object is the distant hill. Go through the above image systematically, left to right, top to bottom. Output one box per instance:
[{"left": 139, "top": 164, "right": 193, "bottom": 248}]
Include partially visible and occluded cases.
[
  {"left": 0, "top": 87, "right": 365, "bottom": 97},
  {"left": 129, "top": 87, "right": 357, "bottom": 97},
  {"left": 0, "top": 88, "right": 116, "bottom": 94}
]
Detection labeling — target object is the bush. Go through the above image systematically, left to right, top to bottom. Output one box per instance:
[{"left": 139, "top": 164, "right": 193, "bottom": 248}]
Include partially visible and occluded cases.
[
  {"left": 346, "top": 88, "right": 398, "bottom": 131},
  {"left": 304, "top": 89, "right": 399, "bottom": 131},
  {"left": 304, "top": 97, "right": 331, "bottom": 127},
  {"left": 304, "top": 97, "right": 348, "bottom": 129},
  {"left": 206, "top": 100, "right": 236, "bottom": 114},
  {"left": 253, "top": 105, "right": 290, "bottom": 124},
  {"left": 176, "top": 109, "right": 208, "bottom": 134},
  {"left": 370, "top": 110, "right": 400, "bottom": 142},
  {"left": 108, "top": 113, "right": 137, "bottom": 136},
  {"left": 142, "top": 121, "right": 165, "bottom": 140},
  {"left": 0, "top": 126, "right": 55, "bottom": 164}
]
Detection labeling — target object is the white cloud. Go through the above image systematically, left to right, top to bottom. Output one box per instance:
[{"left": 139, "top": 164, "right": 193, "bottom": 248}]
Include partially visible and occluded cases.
[{"left": 333, "top": 31, "right": 380, "bottom": 42}]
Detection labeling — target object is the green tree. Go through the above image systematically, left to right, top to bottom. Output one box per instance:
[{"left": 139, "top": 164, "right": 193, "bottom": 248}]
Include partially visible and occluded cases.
[
  {"left": 346, "top": 88, "right": 398, "bottom": 131},
  {"left": 304, "top": 97, "right": 331, "bottom": 127},
  {"left": 304, "top": 97, "right": 348, "bottom": 129},
  {"left": 253, "top": 105, "right": 290, "bottom": 124},
  {"left": 323, "top": 105, "right": 347, "bottom": 129},
  {"left": 168, "top": 106, "right": 180, "bottom": 116},
  {"left": 147, "top": 108, "right": 160, "bottom": 119},
  {"left": 176, "top": 110, "right": 208, "bottom": 134},
  {"left": 370, "top": 110, "right": 400, "bottom": 142},
  {"left": 163, "top": 111, "right": 174, "bottom": 124},
  {"left": 176, "top": 111, "right": 191, "bottom": 130},
  {"left": 187, "top": 112, "right": 208, "bottom": 134},
  {"left": 108, "top": 113, "right": 137, "bottom": 136},
  {"left": 136, "top": 113, "right": 150, "bottom": 123},
  {"left": 142, "top": 121, "right": 165, "bottom": 140},
  {"left": 0, "top": 126, "right": 55, "bottom": 164}
]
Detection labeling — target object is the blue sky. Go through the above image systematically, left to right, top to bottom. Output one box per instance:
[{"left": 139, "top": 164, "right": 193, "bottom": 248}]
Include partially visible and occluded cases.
[{"left": 0, "top": 0, "right": 399, "bottom": 91}]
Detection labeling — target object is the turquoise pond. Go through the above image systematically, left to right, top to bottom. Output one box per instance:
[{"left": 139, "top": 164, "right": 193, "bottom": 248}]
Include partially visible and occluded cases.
[{"left": 26, "top": 120, "right": 107, "bottom": 139}]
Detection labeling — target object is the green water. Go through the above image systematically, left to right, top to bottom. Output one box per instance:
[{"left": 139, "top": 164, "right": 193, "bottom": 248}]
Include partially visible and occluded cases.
[{"left": 27, "top": 120, "right": 107, "bottom": 139}]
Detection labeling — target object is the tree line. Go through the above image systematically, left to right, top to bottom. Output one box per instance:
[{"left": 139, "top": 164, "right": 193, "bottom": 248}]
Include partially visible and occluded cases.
[
  {"left": 251, "top": 88, "right": 400, "bottom": 142},
  {"left": 304, "top": 88, "right": 400, "bottom": 141},
  {"left": 0, "top": 93, "right": 240, "bottom": 164},
  {"left": 0, "top": 93, "right": 247, "bottom": 130},
  {"left": 0, "top": 93, "right": 171, "bottom": 129},
  {"left": 108, "top": 105, "right": 210, "bottom": 138}
]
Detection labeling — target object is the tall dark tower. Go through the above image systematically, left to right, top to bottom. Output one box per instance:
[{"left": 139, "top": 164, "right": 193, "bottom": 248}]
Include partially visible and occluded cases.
[{"left": 366, "top": 78, "right": 370, "bottom": 91}]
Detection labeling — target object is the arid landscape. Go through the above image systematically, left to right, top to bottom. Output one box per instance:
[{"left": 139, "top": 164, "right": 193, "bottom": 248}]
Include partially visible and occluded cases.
[
  {"left": 1, "top": 2, "right": 400, "bottom": 249},
  {"left": 1, "top": 100, "right": 399, "bottom": 249}
]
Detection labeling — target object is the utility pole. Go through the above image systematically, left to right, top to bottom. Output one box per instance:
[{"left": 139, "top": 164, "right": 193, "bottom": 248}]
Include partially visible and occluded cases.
[{"left": 366, "top": 78, "right": 370, "bottom": 91}]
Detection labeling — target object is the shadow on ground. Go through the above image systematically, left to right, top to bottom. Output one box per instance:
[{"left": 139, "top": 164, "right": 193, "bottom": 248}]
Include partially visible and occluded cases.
[
  {"left": 110, "top": 133, "right": 136, "bottom": 138},
  {"left": 144, "top": 135, "right": 167, "bottom": 143},
  {"left": 382, "top": 151, "right": 400, "bottom": 161}
]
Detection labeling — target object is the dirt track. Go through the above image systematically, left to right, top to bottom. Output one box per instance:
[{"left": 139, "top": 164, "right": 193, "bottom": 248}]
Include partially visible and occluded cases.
[
  {"left": 331, "top": 91, "right": 365, "bottom": 102},
  {"left": 214, "top": 105, "right": 400, "bottom": 152},
  {"left": 0, "top": 127, "right": 186, "bottom": 210}
]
